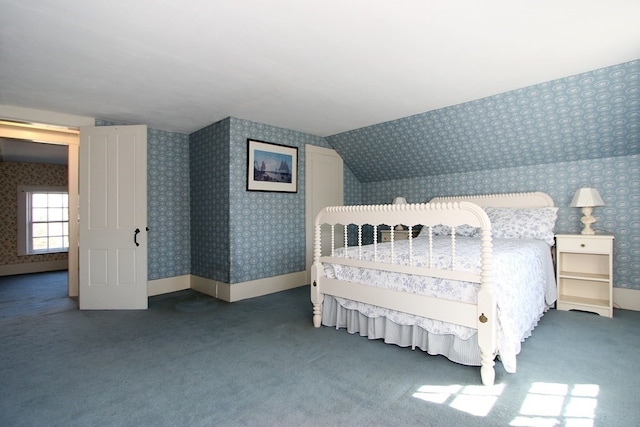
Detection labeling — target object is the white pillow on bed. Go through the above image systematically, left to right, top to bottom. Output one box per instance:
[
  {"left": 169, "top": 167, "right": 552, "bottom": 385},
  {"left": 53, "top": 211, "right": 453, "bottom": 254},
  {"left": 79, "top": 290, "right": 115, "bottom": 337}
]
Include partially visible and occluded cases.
[{"left": 484, "top": 207, "right": 558, "bottom": 246}]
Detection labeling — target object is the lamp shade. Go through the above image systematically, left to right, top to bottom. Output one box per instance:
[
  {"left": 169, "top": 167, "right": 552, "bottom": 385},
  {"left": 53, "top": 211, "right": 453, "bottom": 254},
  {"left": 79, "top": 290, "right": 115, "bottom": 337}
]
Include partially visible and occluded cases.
[
  {"left": 570, "top": 188, "right": 604, "bottom": 208},
  {"left": 393, "top": 197, "right": 407, "bottom": 205}
]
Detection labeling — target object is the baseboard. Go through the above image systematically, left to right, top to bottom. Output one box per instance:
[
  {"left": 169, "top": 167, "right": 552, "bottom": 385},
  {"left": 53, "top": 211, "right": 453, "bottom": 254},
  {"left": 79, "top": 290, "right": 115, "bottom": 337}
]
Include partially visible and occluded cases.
[
  {"left": 0, "top": 260, "right": 67, "bottom": 276},
  {"left": 189, "top": 271, "right": 307, "bottom": 302},
  {"left": 228, "top": 271, "right": 308, "bottom": 302},
  {"left": 147, "top": 275, "right": 191, "bottom": 296},
  {"left": 190, "top": 275, "right": 230, "bottom": 301},
  {"left": 613, "top": 288, "right": 640, "bottom": 312}
]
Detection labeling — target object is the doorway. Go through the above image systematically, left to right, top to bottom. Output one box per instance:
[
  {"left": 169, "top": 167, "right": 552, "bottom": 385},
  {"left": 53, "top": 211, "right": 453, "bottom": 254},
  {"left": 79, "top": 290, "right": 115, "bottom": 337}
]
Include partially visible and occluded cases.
[{"left": 0, "top": 120, "right": 80, "bottom": 297}]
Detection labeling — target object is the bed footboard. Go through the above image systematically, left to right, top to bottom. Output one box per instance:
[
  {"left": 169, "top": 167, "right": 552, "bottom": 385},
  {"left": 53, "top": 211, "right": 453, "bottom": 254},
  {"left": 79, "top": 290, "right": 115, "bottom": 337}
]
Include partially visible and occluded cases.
[{"left": 311, "top": 201, "right": 496, "bottom": 385}]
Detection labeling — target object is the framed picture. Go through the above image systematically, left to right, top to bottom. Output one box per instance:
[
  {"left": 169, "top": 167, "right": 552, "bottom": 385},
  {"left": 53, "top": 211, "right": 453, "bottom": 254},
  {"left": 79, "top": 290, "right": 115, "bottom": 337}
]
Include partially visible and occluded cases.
[{"left": 247, "top": 139, "right": 298, "bottom": 193}]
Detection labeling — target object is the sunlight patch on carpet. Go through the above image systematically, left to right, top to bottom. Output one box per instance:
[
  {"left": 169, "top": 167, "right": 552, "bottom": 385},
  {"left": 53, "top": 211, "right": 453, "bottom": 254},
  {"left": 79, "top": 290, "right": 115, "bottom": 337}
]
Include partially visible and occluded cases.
[
  {"left": 412, "top": 381, "right": 599, "bottom": 425},
  {"left": 511, "top": 382, "right": 599, "bottom": 427},
  {"left": 412, "top": 383, "right": 505, "bottom": 416}
]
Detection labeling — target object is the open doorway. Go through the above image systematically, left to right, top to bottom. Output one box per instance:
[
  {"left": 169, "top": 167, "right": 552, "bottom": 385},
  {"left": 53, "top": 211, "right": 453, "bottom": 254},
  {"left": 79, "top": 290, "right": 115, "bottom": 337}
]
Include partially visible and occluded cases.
[{"left": 0, "top": 121, "right": 79, "bottom": 297}]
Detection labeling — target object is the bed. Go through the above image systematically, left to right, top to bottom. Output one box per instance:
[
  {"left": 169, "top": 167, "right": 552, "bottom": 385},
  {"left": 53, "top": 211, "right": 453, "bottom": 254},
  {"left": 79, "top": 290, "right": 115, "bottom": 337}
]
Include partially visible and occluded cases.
[{"left": 310, "top": 192, "right": 558, "bottom": 386}]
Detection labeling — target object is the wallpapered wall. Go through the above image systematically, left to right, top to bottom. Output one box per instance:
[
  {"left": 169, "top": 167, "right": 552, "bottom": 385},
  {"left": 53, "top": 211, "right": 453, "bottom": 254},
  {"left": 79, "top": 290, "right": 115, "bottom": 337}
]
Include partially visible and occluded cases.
[
  {"left": 328, "top": 59, "right": 639, "bottom": 182},
  {"left": 189, "top": 117, "right": 334, "bottom": 284},
  {"left": 189, "top": 118, "right": 231, "bottom": 282},
  {"left": 226, "top": 118, "right": 331, "bottom": 283},
  {"left": 147, "top": 128, "right": 191, "bottom": 280},
  {"left": 0, "top": 162, "right": 68, "bottom": 267}
]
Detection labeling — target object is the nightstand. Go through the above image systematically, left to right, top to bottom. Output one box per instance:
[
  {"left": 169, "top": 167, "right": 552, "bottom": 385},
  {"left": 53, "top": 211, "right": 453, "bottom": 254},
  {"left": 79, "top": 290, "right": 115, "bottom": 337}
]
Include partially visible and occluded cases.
[
  {"left": 380, "top": 228, "right": 420, "bottom": 243},
  {"left": 555, "top": 233, "right": 614, "bottom": 317}
]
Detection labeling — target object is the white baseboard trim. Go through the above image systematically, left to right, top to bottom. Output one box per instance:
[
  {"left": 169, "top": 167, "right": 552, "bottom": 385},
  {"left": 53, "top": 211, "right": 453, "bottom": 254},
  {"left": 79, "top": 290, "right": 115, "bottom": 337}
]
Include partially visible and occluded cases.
[
  {"left": 0, "top": 260, "right": 68, "bottom": 276},
  {"left": 189, "top": 271, "right": 307, "bottom": 302},
  {"left": 229, "top": 271, "right": 307, "bottom": 302},
  {"left": 147, "top": 275, "right": 191, "bottom": 296},
  {"left": 190, "top": 275, "right": 230, "bottom": 301},
  {"left": 613, "top": 288, "right": 640, "bottom": 312}
]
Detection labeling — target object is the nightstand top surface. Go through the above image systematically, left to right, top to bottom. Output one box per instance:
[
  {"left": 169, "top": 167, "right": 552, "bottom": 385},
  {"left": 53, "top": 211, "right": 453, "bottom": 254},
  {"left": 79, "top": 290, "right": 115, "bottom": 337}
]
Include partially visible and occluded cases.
[{"left": 555, "top": 232, "right": 614, "bottom": 239}]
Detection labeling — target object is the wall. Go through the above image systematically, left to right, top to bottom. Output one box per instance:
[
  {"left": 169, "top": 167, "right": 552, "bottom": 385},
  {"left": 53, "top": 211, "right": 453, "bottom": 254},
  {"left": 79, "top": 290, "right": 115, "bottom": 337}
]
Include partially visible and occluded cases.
[
  {"left": 328, "top": 59, "right": 639, "bottom": 182},
  {"left": 189, "top": 117, "right": 332, "bottom": 284},
  {"left": 227, "top": 117, "right": 331, "bottom": 283},
  {"left": 189, "top": 118, "right": 231, "bottom": 283},
  {"left": 147, "top": 128, "right": 191, "bottom": 280},
  {"left": 0, "top": 162, "right": 68, "bottom": 269},
  {"left": 343, "top": 164, "right": 362, "bottom": 207}
]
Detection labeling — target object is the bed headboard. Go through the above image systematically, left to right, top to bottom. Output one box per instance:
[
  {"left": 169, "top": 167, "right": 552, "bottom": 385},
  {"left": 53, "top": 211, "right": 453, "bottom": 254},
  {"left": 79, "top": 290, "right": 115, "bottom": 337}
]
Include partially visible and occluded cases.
[{"left": 429, "top": 191, "right": 555, "bottom": 208}]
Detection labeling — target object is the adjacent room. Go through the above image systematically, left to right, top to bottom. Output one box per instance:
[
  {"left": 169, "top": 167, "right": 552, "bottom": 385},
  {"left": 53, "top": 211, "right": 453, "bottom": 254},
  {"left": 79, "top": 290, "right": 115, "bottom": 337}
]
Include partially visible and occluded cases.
[{"left": 1, "top": 1, "right": 639, "bottom": 426}]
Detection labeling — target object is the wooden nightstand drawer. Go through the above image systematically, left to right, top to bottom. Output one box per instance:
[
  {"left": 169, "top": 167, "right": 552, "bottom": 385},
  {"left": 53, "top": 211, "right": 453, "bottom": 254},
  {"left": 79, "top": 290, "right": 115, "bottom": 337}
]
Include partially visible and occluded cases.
[{"left": 556, "top": 235, "right": 612, "bottom": 254}]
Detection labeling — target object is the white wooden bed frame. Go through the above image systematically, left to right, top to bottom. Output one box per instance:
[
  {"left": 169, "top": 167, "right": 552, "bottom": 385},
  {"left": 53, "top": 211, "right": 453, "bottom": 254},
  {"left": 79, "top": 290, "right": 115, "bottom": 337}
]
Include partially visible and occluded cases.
[{"left": 310, "top": 191, "right": 555, "bottom": 386}]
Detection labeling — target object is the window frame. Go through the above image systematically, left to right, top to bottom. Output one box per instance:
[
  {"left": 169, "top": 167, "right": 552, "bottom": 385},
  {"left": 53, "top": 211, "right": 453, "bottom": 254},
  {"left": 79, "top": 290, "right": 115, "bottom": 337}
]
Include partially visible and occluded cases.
[{"left": 17, "top": 185, "right": 69, "bottom": 256}]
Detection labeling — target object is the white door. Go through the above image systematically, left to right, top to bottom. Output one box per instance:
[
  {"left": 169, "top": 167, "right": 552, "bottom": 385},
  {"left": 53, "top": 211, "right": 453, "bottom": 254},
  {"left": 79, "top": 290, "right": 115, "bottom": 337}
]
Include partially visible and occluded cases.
[
  {"left": 79, "top": 125, "right": 148, "bottom": 309},
  {"left": 305, "top": 145, "right": 343, "bottom": 283}
]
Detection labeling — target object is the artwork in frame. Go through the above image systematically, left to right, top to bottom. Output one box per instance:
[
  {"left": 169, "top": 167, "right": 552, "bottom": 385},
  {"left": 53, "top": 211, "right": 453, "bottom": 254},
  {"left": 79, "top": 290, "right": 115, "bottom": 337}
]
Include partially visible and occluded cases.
[{"left": 247, "top": 139, "right": 298, "bottom": 193}]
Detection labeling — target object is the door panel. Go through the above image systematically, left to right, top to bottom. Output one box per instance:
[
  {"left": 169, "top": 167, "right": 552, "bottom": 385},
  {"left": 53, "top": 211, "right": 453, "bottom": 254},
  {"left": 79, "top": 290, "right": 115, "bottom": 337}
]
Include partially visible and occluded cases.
[{"left": 79, "top": 125, "right": 147, "bottom": 309}]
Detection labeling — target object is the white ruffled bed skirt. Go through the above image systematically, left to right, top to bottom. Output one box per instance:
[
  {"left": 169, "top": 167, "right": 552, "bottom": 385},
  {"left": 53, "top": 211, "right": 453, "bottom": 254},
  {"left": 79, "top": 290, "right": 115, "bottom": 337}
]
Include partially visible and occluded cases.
[{"left": 322, "top": 295, "right": 508, "bottom": 370}]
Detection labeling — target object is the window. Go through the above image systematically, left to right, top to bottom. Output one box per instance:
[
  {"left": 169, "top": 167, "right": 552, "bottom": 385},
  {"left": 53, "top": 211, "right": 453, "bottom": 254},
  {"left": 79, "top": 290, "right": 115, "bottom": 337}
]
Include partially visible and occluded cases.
[{"left": 17, "top": 186, "right": 69, "bottom": 255}]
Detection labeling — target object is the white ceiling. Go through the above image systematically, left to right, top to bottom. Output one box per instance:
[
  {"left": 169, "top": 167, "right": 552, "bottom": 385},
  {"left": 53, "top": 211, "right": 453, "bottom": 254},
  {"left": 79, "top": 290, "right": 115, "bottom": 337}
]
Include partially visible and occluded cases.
[{"left": 1, "top": 0, "right": 639, "bottom": 137}]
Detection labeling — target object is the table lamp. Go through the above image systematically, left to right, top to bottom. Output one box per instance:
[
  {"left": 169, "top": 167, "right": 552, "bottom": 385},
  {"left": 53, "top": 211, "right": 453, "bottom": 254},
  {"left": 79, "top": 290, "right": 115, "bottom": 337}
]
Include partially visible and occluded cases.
[{"left": 570, "top": 187, "right": 604, "bottom": 235}]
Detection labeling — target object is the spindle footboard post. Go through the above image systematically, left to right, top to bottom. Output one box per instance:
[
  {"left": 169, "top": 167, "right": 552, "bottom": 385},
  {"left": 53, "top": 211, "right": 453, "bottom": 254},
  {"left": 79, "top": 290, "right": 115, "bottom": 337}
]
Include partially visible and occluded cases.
[
  {"left": 311, "top": 222, "right": 324, "bottom": 327},
  {"left": 477, "top": 226, "right": 497, "bottom": 386}
]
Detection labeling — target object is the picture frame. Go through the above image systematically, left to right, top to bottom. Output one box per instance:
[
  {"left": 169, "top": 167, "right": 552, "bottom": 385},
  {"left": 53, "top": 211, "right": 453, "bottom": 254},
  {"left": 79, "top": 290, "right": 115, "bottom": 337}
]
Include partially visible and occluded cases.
[{"left": 247, "top": 139, "right": 298, "bottom": 193}]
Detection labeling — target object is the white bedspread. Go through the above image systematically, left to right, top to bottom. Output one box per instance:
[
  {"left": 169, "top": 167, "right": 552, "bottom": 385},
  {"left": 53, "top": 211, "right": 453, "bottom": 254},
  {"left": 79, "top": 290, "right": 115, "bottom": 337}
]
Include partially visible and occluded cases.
[{"left": 322, "top": 235, "right": 557, "bottom": 369}]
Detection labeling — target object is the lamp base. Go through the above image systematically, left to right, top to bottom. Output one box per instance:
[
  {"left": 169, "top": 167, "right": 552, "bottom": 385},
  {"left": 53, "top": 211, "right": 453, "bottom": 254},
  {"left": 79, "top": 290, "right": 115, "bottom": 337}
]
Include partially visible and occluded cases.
[{"left": 580, "top": 206, "right": 596, "bottom": 235}]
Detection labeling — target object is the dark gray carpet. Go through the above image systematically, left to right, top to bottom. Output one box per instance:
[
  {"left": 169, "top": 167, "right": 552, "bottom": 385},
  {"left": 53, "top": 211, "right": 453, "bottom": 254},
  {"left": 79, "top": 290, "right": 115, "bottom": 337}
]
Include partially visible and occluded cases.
[{"left": 1, "top": 271, "right": 639, "bottom": 426}]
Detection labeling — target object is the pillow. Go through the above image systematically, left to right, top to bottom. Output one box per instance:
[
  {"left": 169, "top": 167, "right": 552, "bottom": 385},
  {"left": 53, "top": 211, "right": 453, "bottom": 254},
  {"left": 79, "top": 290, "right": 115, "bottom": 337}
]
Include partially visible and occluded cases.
[
  {"left": 484, "top": 207, "right": 558, "bottom": 245},
  {"left": 418, "top": 224, "right": 480, "bottom": 238}
]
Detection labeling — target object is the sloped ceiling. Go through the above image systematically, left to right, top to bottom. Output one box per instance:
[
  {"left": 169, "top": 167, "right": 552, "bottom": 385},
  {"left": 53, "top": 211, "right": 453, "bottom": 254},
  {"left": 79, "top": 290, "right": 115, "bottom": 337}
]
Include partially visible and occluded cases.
[
  {"left": 1, "top": 0, "right": 639, "bottom": 139},
  {"left": 327, "top": 60, "right": 640, "bottom": 181}
]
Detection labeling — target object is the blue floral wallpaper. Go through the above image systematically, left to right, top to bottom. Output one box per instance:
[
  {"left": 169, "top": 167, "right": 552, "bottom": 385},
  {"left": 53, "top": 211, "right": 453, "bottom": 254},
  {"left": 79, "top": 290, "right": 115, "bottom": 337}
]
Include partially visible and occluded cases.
[
  {"left": 327, "top": 60, "right": 639, "bottom": 182},
  {"left": 187, "top": 117, "right": 331, "bottom": 284},
  {"left": 189, "top": 118, "right": 231, "bottom": 282},
  {"left": 227, "top": 118, "right": 331, "bottom": 283},
  {"left": 147, "top": 128, "right": 191, "bottom": 280}
]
